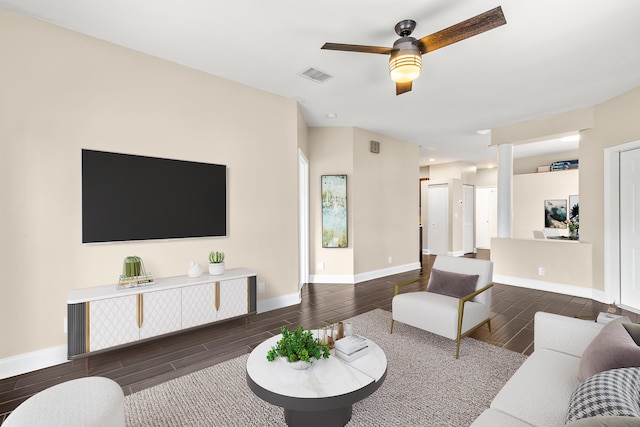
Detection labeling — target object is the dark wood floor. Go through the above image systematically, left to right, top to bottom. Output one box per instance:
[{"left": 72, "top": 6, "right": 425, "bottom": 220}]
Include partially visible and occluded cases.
[{"left": 1, "top": 250, "right": 635, "bottom": 423}]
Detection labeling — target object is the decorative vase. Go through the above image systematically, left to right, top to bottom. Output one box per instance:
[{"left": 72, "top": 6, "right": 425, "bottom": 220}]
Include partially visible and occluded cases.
[
  {"left": 570, "top": 229, "right": 578, "bottom": 239},
  {"left": 187, "top": 261, "right": 203, "bottom": 278},
  {"left": 209, "top": 262, "right": 225, "bottom": 276},
  {"left": 279, "top": 357, "right": 313, "bottom": 370}
]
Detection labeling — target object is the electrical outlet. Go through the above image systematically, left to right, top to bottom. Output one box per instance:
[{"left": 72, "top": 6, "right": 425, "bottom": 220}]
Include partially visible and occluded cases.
[
  {"left": 388, "top": 256, "right": 393, "bottom": 264},
  {"left": 317, "top": 262, "right": 325, "bottom": 270},
  {"left": 538, "top": 267, "right": 545, "bottom": 276},
  {"left": 258, "top": 282, "right": 266, "bottom": 293}
]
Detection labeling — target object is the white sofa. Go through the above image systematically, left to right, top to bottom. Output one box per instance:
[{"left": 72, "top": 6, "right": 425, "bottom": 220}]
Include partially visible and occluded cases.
[{"left": 472, "top": 312, "right": 608, "bottom": 426}]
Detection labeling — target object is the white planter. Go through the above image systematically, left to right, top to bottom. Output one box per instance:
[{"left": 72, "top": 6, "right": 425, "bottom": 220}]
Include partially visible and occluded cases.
[
  {"left": 208, "top": 262, "right": 225, "bottom": 276},
  {"left": 279, "top": 356, "right": 314, "bottom": 370}
]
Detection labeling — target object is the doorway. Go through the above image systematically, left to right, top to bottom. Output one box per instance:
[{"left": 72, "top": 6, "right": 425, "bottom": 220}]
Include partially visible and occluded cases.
[
  {"left": 605, "top": 140, "right": 640, "bottom": 312},
  {"left": 620, "top": 147, "right": 640, "bottom": 309},
  {"left": 298, "top": 150, "right": 309, "bottom": 291},
  {"left": 427, "top": 184, "right": 449, "bottom": 255},
  {"left": 462, "top": 184, "right": 475, "bottom": 254},
  {"left": 476, "top": 187, "right": 497, "bottom": 249}
]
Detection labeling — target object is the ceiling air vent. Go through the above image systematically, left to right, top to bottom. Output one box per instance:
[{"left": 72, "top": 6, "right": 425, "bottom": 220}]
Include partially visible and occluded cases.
[
  {"left": 299, "top": 67, "right": 333, "bottom": 84},
  {"left": 370, "top": 140, "right": 381, "bottom": 154}
]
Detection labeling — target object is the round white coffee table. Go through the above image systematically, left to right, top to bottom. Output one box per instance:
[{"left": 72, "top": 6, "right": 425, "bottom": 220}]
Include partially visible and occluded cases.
[{"left": 246, "top": 333, "right": 387, "bottom": 427}]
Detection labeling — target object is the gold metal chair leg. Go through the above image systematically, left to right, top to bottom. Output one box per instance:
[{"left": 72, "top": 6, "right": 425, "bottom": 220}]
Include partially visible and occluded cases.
[
  {"left": 455, "top": 299, "right": 465, "bottom": 359},
  {"left": 487, "top": 318, "right": 492, "bottom": 333},
  {"left": 390, "top": 319, "right": 395, "bottom": 334}
]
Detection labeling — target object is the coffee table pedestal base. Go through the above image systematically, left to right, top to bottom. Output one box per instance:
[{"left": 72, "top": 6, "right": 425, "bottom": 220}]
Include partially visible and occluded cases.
[{"left": 284, "top": 405, "right": 351, "bottom": 427}]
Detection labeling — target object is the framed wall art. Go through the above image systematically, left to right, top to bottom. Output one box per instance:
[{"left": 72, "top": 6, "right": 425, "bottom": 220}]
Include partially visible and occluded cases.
[
  {"left": 321, "top": 175, "right": 348, "bottom": 248},
  {"left": 569, "top": 195, "right": 579, "bottom": 223},
  {"left": 544, "top": 199, "right": 567, "bottom": 228}
]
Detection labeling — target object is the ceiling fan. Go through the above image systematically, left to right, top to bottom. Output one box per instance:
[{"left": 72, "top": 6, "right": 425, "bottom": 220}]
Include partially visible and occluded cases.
[{"left": 321, "top": 6, "right": 506, "bottom": 95}]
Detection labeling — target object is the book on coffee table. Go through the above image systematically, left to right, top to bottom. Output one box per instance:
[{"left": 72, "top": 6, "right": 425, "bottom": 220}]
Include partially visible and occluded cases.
[
  {"left": 334, "top": 335, "right": 368, "bottom": 359},
  {"left": 335, "top": 345, "right": 369, "bottom": 362}
]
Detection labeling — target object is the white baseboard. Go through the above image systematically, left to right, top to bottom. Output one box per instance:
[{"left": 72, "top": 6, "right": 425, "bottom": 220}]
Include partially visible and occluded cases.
[
  {"left": 310, "top": 262, "right": 421, "bottom": 285},
  {"left": 354, "top": 263, "right": 421, "bottom": 283},
  {"left": 308, "top": 273, "right": 357, "bottom": 284},
  {"left": 494, "top": 274, "right": 608, "bottom": 303},
  {"left": 256, "top": 292, "right": 301, "bottom": 314},
  {"left": 1, "top": 345, "right": 68, "bottom": 380}
]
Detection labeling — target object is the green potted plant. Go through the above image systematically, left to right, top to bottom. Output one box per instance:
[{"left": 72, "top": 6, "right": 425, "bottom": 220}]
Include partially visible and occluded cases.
[
  {"left": 567, "top": 220, "right": 579, "bottom": 239},
  {"left": 208, "top": 251, "right": 225, "bottom": 276},
  {"left": 266, "top": 325, "right": 330, "bottom": 369}
]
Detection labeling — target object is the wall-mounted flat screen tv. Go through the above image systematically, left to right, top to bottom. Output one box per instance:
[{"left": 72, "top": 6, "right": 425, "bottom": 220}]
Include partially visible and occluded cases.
[{"left": 82, "top": 149, "right": 226, "bottom": 243}]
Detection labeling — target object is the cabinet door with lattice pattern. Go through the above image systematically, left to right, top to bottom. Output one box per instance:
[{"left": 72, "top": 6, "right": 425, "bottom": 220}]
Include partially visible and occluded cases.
[
  {"left": 217, "top": 278, "right": 248, "bottom": 320},
  {"left": 182, "top": 283, "right": 217, "bottom": 329},
  {"left": 139, "top": 288, "right": 182, "bottom": 339},
  {"left": 89, "top": 295, "right": 139, "bottom": 351}
]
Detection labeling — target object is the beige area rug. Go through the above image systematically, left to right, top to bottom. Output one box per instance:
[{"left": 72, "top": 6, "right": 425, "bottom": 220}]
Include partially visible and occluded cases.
[{"left": 125, "top": 309, "right": 526, "bottom": 426}]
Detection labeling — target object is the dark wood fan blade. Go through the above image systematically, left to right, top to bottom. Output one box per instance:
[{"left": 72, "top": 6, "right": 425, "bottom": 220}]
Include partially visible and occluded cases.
[
  {"left": 417, "top": 6, "right": 506, "bottom": 54},
  {"left": 321, "top": 42, "right": 393, "bottom": 55},
  {"left": 396, "top": 81, "right": 412, "bottom": 95}
]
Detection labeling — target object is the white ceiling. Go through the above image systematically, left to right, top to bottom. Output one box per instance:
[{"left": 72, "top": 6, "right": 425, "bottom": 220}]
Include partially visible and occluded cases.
[{"left": 2, "top": 0, "right": 639, "bottom": 167}]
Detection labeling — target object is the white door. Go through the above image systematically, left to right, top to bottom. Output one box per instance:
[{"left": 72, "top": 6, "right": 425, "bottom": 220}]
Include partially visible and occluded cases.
[
  {"left": 620, "top": 148, "right": 640, "bottom": 309},
  {"left": 427, "top": 184, "right": 449, "bottom": 255},
  {"left": 462, "top": 185, "right": 474, "bottom": 254},
  {"left": 476, "top": 187, "right": 497, "bottom": 249}
]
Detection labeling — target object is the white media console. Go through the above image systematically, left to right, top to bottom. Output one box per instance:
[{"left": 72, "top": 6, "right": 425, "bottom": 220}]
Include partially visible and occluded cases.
[{"left": 67, "top": 268, "right": 257, "bottom": 358}]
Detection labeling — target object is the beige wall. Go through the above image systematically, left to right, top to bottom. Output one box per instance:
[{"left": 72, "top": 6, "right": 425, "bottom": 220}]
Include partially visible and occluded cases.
[
  {"left": 0, "top": 10, "right": 300, "bottom": 360},
  {"left": 491, "top": 85, "right": 640, "bottom": 296},
  {"left": 582, "top": 86, "right": 640, "bottom": 291},
  {"left": 308, "top": 127, "right": 420, "bottom": 281},
  {"left": 308, "top": 128, "right": 355, "bottom": 277},
  {"left": 352, "top": 128, "right": 420, "bottom": 274},
  {"left": 429, "top": 162, "right": 476, "bottom": 182},
  {"left": 476, "top": 168, "right": 497, "bottom": 188},
  {"left": 513, "top": 170, "right": 579, "bottom": 239},
  {"left": 492, "top": 238, "right": 592, "bottom": 288}
]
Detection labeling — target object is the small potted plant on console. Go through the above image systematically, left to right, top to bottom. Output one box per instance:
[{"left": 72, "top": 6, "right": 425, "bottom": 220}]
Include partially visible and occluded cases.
[
  {"left": 208, "top": 250, "right": 225, "bottom": 276},
  {"left": 266, "top": 325, "right": 330, "bottom": 369}
]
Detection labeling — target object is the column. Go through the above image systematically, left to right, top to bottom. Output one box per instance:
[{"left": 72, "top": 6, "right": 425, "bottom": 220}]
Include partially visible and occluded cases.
[{"left": 497, "top": 144, "right": 513, "bottom": 238}]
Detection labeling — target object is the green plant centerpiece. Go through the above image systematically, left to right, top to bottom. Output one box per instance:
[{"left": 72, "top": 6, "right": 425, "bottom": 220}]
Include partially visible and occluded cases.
[
  {"left": 208, "top": 251, "right": 225, "bottom": 276},
  {"left": 266, "top": 326, "right": 330, "bottom": 367}
]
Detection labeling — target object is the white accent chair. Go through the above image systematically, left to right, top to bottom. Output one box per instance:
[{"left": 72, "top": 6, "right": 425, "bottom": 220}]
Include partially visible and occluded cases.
[{"left": 390, "top": 256, "right": 494, "bottom": 359}]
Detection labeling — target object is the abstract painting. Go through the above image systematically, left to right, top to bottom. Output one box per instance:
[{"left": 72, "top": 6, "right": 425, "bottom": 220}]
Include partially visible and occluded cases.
[
  {"left": 321, "top": 175, "right": 348, "bottom": 248},
  {"left": 544, "top": 199, "right": 567, "bottom": 228}
]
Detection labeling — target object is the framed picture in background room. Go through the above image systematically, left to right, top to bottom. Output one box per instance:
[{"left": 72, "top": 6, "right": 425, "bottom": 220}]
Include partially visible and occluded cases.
[
  {"left": 321, "top": 175, "right": 348, "bottom": 248},
  {"left": 544, "top": 199, "right": 567, "bottom": 228}
]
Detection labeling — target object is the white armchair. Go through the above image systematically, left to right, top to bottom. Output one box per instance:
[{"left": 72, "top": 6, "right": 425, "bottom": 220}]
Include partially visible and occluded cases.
[{"left": 390, "top": 256, "right": 494, "bottom": 359}]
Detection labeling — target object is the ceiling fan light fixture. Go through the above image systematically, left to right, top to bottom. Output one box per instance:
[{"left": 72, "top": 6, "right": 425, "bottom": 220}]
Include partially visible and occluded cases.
[{"left": 389, "top": 51, "right": 422, "bottom": 83}]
